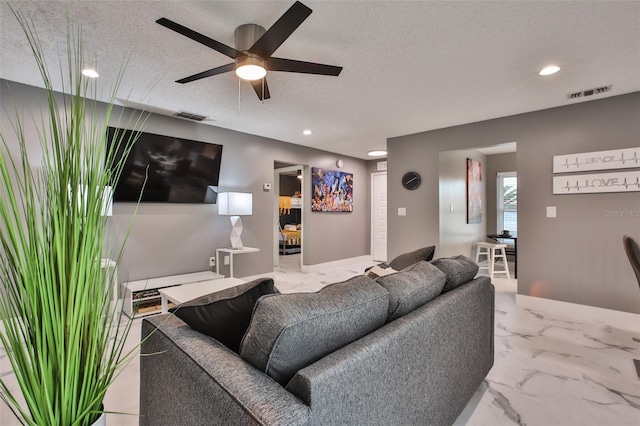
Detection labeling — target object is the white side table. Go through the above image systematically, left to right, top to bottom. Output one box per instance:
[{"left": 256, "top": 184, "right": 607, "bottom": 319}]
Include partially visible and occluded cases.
[
  {"left": 216, "top": 247, "right": 260, "bottom": 278},
  {"left": 159, "top": 277, "right": 246, "bottom": 313}
]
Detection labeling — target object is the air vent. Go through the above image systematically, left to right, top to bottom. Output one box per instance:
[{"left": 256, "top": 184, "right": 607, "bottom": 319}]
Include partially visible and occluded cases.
[
  {"left": 567, "top": 85, "right": 612, "bottom": 100},
  {"left": 173, "top": 111, "right": 207, "bottom": 122}
]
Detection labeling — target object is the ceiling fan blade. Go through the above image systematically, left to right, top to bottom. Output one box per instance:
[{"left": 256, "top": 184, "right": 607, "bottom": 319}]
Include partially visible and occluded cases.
[
  {"left": 249, "top": 1, "right": 312, "bottom": 59},
  {"left": 157, "top": 17, "right": 244, "bottom": 59},
  {"left": 268, "top": 57, "right": 342, "bottom": 76},
  {"left": 176, "top": 63, "right": 235, "bottom": 84},
  {"left": 250, "top": 78, "right": 271, "bottom": 100}
]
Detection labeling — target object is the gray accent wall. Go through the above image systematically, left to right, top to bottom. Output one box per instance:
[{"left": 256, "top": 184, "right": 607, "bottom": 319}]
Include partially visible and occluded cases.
[
  {"left": 1, "top": 80, "right": 371, "bottom": 284},
  {"left": 388, "top": 92, "right": 640, "bottom": 314}
]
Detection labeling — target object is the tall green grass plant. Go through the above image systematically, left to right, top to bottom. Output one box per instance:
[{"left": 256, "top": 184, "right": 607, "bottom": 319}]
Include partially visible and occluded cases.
[{"left": 0, "top": 10, "right": 146, "bottom": 426}]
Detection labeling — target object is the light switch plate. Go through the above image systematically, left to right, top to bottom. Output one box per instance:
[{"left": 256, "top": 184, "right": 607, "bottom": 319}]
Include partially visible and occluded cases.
[
  {"left": 546, "top": 206, "right": 557, "bottom": 218},
  {"left": 398, "top": 207, "right": 407, "bottom": 216}
]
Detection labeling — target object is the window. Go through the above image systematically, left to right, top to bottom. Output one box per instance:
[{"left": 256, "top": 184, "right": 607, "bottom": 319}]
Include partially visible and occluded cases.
[{"left": 497, "top": 172, "right": 517, "bottom": 233}]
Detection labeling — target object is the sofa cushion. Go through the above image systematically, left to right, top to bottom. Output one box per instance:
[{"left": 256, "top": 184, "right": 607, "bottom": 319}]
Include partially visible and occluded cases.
[
  {"left": 388, "top": 245, "right": 436, "bottom": 270},
  {"left": 431, "top": 255, "right": 479, "bottom": 293},
  {"left": 375, "top": 261, "right": 446, "bottom": 320},
  {"left": 239, "top": 275, "right": 389, "bottom": 385},
  {"left": 171, "top": 277, "right": 277, "bottom": 353}
]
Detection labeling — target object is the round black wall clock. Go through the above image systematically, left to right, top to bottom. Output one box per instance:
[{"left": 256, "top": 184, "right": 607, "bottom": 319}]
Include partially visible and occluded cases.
[{"left": 402, "top": 172, "right": 421, "bottom": 190}]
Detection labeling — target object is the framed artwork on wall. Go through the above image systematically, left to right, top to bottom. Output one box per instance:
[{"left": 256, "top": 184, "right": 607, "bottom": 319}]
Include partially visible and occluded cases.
[
  {"left": 552, "top": 147, "right": 640, "bottom": 173},
  {"left": 552, "top": 147, "right": 640, "bottom": 194},
  {"left": 467, "top": 158, "right": 482, "bottom": 224},
  {"left": 311, "top": 167, "right": 353, "bottom": 212},
  {"left": 553, "top": 170, "right": 640, "bottom": 194}
]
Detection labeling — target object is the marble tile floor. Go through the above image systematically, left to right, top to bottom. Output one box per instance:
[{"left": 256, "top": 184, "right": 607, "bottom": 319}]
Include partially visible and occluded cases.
[
  {"left": 1, "top": 258, "right": 639, "bottom": 425},
  {"left": 454, "top": 278, "right": 640, "bottom": 426}
]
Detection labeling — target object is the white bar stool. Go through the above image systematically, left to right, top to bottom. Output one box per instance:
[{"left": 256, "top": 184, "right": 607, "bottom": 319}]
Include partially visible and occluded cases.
[{"left": 473, "top": 242, "right": 510, "bottom": 279}]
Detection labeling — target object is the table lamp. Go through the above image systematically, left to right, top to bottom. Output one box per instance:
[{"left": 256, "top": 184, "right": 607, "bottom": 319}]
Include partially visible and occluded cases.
[
  {"left": 70, "top": 184, "right": 113, "bottom": 217},
  {"left": 101, "top": 186, "right": 113, "bottom": 217},
  {"left": 218, "top": 192, "right": 253, "bottom": 249}
]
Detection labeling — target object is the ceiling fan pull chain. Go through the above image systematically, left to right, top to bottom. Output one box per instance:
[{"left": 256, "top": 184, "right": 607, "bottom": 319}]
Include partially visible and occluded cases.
[{"left": 238, "top": 78, "right": 242, "bottom": 113}]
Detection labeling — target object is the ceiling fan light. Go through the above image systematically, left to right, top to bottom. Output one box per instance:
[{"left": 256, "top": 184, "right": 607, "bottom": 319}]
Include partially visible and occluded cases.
[{"left": 235, "top": 56, "right": 267, "bottom": 81}]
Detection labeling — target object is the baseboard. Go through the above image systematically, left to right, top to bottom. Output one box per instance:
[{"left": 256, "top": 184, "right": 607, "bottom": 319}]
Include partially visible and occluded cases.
[
  {"left": 301, "top": 255, "right": 373, "bottom": 273},
  {"left": 516, "top": 294, "right": 640, "bottom": 332}
]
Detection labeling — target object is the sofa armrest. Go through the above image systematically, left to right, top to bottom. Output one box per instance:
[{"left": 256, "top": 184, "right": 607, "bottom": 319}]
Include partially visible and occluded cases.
[
  {"left": 286, "top": 277, "right": 494, "bottom": 426},
  {"left": 140, "top": 314, "right": 310, "bottom": 426}
]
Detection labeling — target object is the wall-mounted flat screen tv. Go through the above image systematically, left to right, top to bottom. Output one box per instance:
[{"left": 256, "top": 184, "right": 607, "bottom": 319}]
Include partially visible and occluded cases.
[{"left": 107, "top": 127, "right": 223, "bottom": 203}]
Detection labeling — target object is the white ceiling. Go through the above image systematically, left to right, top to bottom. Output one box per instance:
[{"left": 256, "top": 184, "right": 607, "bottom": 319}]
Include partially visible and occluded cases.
[{"left": 1, "top": 1, "right": 638, "bottom": 160}]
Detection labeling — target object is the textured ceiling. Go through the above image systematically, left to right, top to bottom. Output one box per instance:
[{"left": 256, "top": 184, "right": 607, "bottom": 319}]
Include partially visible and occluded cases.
[{"left": 1, "top": 1, "right": 639, "bottom": 159}]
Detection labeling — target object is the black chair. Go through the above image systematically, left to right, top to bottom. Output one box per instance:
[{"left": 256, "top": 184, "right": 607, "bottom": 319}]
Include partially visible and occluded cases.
[
  {"left": 622, "top": 235, "right": 640, "bottom": 380},
  {"left": 623, "top": 235, "right": 640, "bottom": 287}
]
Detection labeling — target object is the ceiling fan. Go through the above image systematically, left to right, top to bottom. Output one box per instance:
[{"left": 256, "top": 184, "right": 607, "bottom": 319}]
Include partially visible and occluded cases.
[{"left": 156, "top": 1, "right": 343, "bottom": 100}]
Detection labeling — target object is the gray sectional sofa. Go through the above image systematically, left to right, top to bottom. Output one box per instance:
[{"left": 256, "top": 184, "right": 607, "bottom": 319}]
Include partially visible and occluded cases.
[{"left": 140, "top": 255, "right": 494, "bottom": 425}]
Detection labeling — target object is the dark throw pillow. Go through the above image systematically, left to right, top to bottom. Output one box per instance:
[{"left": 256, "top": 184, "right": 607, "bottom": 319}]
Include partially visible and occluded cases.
[
  {"left": 388, "top": 245, "right": 436, "bottom": 270},
  {"left": 431, "top": 255, "right": 479, "bottom": 293},
  {"left": 375, "top": 261, "right": 446, "bottom": 321},
  {"left": 239, "top": 275, "right": 389, "bottom": 385},
  {"left": 171, "top": 277, "right": 277, "bottom": 353}
]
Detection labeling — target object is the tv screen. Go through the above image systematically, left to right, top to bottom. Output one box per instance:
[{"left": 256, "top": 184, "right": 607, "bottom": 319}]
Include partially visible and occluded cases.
[{"left": 107, "top": 127, "right": 223, "bottom": 203}]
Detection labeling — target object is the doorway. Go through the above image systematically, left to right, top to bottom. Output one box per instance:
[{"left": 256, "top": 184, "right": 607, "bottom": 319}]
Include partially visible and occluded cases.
[{"left": 274, "top": 164, "right": 305, "bottom": 272}]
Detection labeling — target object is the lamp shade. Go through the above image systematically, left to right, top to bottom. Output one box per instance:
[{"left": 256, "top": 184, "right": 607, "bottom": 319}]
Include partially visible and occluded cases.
[
  {"left": 70, "top": 184, "right": 113, "bottom": 217},
  {"left": 101, "top": 186, "right": 113, "bottom": 217},
  {"left": 218, "top": 192, "right": 253, "bottom": 216}
]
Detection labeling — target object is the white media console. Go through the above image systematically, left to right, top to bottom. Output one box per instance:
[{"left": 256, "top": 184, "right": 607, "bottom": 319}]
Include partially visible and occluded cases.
[{"left": 122, "top": 270, "right": 224, "bottom": 318}]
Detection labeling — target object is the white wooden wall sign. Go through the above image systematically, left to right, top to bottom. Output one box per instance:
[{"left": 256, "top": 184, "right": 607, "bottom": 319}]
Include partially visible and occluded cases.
[
  {"left": 553, "top": 147, "right": 640, "bottom": 173},
  {"left": 553, "top": 170, "right": 640, "bottom": 194}
]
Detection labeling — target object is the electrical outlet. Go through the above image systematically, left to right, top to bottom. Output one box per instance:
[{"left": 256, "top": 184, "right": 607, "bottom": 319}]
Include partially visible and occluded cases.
[
  {"left": 546, "top": 206, "right": 557, "bottom": 218},
  {"left": 224, "top": 256, "right": 230, "bottom": 265},
  {"left": 209, "top": 257, "right": 216, "bottom": 267}
]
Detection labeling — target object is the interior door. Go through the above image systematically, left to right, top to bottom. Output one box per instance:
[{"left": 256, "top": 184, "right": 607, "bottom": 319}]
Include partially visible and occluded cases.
[{"left": 371, "top": 171, "right": 388, "bottom": 262}]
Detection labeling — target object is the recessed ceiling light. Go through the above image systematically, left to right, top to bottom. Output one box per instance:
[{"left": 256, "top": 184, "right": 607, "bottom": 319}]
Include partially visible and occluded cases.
[
  {"left": 539, "top": 65, "right": 560, "bottom": 76},
  {"left": 81, "top": 68, "right": 99, "bottom": 78},
  {"left": 302, "top": 129, "right": 312, "bottom": 135},
  {"left": 368, "top": 150, "right": 387, "bottom": 157}
]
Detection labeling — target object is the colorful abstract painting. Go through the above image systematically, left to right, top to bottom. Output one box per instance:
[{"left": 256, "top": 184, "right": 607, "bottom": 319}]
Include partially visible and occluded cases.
[{"left": 311, "top": 167, "right": 353, "bottom": 212}]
